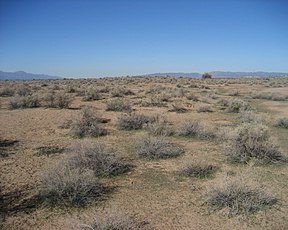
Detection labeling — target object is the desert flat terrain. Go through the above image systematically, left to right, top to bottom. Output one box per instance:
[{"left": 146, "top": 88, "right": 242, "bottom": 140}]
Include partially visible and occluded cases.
[{"left": 1, "top": 76, "right": 288, "bottom": 230}]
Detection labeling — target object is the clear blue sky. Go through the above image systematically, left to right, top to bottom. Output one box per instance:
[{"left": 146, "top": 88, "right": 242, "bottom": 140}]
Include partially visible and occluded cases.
[{"left": 0, "top": 0, "right": 287, "bottom": 77}]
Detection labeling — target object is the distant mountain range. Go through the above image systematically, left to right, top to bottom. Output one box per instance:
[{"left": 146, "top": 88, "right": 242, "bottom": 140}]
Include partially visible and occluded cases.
[
  {"left": 0, "top": 71, "right": 62, "bottom": 80},
  {"left": 145, "top": 71, "right": 288, "bottom": 78}
]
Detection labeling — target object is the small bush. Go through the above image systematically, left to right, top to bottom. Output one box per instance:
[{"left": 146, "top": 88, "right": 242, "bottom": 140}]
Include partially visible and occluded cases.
[
  {"left": 202, "top": 73, "right": 212, "bottom": 79},
  {"left": 15, "top": 85, "right": 31, "bottom": 96},
  {"left": 0, "top": 87, "right": 14, "bottom": 97},
  {"left": 111, "top": 87, "right": 135, "bottom": 97},
  {"left": 82, "top": 88, "right": 101, "bottom": 101},
  {"left": 227, "top": 90, "right": 239, "bottom": 96},
  {"left": 43, "top": 92, "right": 72, "bottom": 109},
  {"left": 186, "top": 93, "right": 199, "bottom": 101},
  {"left": 9, "top": 95, "right": 40, "bottom": 109},
  {"left": 106, "top": 99, "right": 132, "bottom": 112},
  {"left": 225, "top": 99, "right": 251, "bottom": 113},
  {"left": 197, "top": 104, "right": 213, "bottom": 113},
  {"left": 70, "top": 107, "right": 108, "bottom": 138},
  {"left": 239, "top": 111, "right": 267, "bottom": 124},
  {"left": 117, "top": 113, "right": 155, "bottom": 130},
  {"left": 146, "top": 117, "right": 174, "bottom": 136},
  {"left": 274, "top": 117, "right": 288, "bottom": 129},
  {"left": 177, "top": 120, "right": 216, "bottom": 140},
  {"left": 224, "top": 123, "right": 286, "bottom": 164},
  {"left": 135, "top": 136, "right": 184, "bottom": 159},
  {"left": 66, "top": 142, "right": 133, "bottom": 177},
  {"left": 35, "top": 146, "right": 65, "bottom": 156},
  {"left": 176, "top": 163, "right": 217, "bottom": 178},
  {"left": 39, "top": 166, "right": 107, "bottom": 207},
  {"left": 205, "top": 182, "right": 277, "bottom": 216},
  {"left": 78, "top": 211, "right": 147, "bottom": 230}
]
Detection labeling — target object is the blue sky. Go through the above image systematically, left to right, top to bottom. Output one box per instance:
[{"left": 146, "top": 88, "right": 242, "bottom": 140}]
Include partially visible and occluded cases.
[{"left": 0, "top": 0, "right": 287, "bottom": 77}]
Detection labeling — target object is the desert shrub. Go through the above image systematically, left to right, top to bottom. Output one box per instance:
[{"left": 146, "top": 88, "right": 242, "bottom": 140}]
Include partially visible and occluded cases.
[
  {"left": 202, "top": 73, "right": 212, "bottom": 79},
  {"left": 15, "top": 85, "right": 31, "bottom": 96},
  {"left": 0, "top": 87, "right": 14, "bottom": 97},
  {"left": 111, "top": 87, "right": 135, "bottom": 97},
  {"left": 82, "top": 88, "right": 101, "bottom": 101},
  {"left": 227, "top": 90, "right": 239, "bottom": 96},
  {"left": 43, "top": 92, "right": 72, "bottom": 109},
  {"left": 251, "top": 92, "right": 288, "bottom": 101},
  {"left": 186, "top": 93, "right": 199, "bottom": 101},
  {"left": 9, "top": 95, "right": 40, "bottom": 109},
  {"left": 141, "top": 97, "right": 167, "bottom": 107},
  {"left": 217, "top": 98, "right": 229, "bottom": 107},
  {"left": 106, "top": 99, "right": 132, "bottom": 112},
  {"left": 225, "top": 99, "right": 251, "bottom": 113},
  {"left": 168, "top": 104, "right": 188, "bottom": 113},
  {"left": 197, "top": 104, "right": 213, "bottom": 113},
  {"left": 70, "top": 107, "right": 108, "bottom": 138},
  {"left": 239, "top": 111, "right": 267, "bottom": 124},
  {"left": 117, "top": 113, "right": 155, "bottom": 130},
  {"left": 146, "top": 117, "right": 174, "bottom": 136},
  {"left": 274, "top": 117, "right": 288, "bottom": 129},
  {"left": 176, "top": 120, "right": 216, "bottom": 140},
  {"left": 224, "top": 123, "right": 286, "bottom": 164},
  {"left": 135, "top": 136, "right": 184, "bottom": 159},
  {"left": 66, "top": 142, "right": 133, "bottom": 177},
  {"left": 176, "top": 162, "right": 217, "bottom": 178},
  {"left": 39, "top": 166, "right": 107, "bottom": 207},
  {"left": 205, "top": 182, "right": 277, "bottom": 216},
  {"left": 78, "top": 211, "right": 147, "bottom": 230}
]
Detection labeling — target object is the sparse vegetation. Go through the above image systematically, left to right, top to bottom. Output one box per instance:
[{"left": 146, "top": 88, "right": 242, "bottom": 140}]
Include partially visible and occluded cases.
[
  {"left": 106, "top": 98, "right": 132, "bottom": 112},
  {"left": 197, "top": 104, "right": 213, "bottom": 113},
  {"left": 70, "top": 107, "right": 108, "bottom": 138},
  {"left": 117, "top": 113, "right": 155, "bottom": 130},
  {"left": 274, "top": 117, "right": 288, "bottom": 129},
  {"left": 224, "top": 123, "right": 286, "bottom": 164},
  {"left": 135, "top": 136, "right": 184, "bottom": 159},
  {"left": 176, "top": 163, "right": 217, "bottom": 178},
  {"left": 205, "top": 182, "right": 277, "bottom": 216}
]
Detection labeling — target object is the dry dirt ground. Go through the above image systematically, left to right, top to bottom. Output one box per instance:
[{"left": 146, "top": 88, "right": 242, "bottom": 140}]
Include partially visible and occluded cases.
[{"left": 0, "top": 76, "right": 288, "bottom": 229}]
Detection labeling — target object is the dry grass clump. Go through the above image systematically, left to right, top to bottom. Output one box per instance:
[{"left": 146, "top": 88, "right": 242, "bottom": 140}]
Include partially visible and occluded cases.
[
  {"left": 186, "top": 93, "right": 199, "bottom": 101},
  {"left": 9, "top": 95, "right": 40, "bottom": 109},
  {"left": 106, "top": 99, "right": 132, "bottom": 112},
  {"left": 225, "top": 99, "right": 251, "bottom": 113},
  {"left": 197, "top": 104, "right": 213, "bottom": 113},
  {"left": 70, "top": 107, "right": 108, "bottom": 138},
  {"left": 117, "top": 113, "right": 155, "bottom": 130},
  {"left": 146, "top": 117, "right": 174, "bottom": 136},
  {"left": 274, "top": 117, "right": 288, "bottom": 129},
  {"left": 176, "top": 120, "right": 216, "bottom": 140},
  {"left": 224, "top": 123, "right": 286, "bottom": 164},
  {"left": 135, "top": 136, "right": 184, "bottom": 159},
  {"left": 66, "top": 142, "right": 133, "bottom": 177},
  {"left": 176, "top": 162, "right": 217, "bottom": 178},
  {"left": 39, "top": 165, "right": 107, "bottom": 207},
  {"left": 205, "top": 182, "right": 277, "bottom": 216},
  {"left": 78, "top": 211, "right": 147, "bottom": 230}
]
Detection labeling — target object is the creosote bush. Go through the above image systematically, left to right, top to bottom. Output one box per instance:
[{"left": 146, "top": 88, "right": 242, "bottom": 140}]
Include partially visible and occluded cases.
[
  {"left": 106, "top": 99, "right": 132, "bottom": 112},
  {"left": 70, "top": 107, "right": 108, "bottom": 138},
  {"left": 117, "top": 113, "right": 155, "bottom": 130},
  {"left": 177, "top": 120, "right": 216, "bottom": 140},
  {"left": 224, "top": 123, "right": 286, "bottom": 164},
  {"left": 135, "top": 136, "right": 184, "bottom": 159},
  {"left": 66, "top": 142, "right": 133, "bottom": 177},
  {"left": 176, "top": 163, "right": 217, "bottom": 178},
  {"left": 39, "top": 165, "right": 107, "bottom": 207},
  {"left": 205, "top": 182, "right": 277, "bottom": 216}
]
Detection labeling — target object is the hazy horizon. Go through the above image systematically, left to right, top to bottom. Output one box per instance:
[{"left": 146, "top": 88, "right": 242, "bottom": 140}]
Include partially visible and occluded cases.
[{"left": 1, "top": 0, "right": 288, "bottom": 78}]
